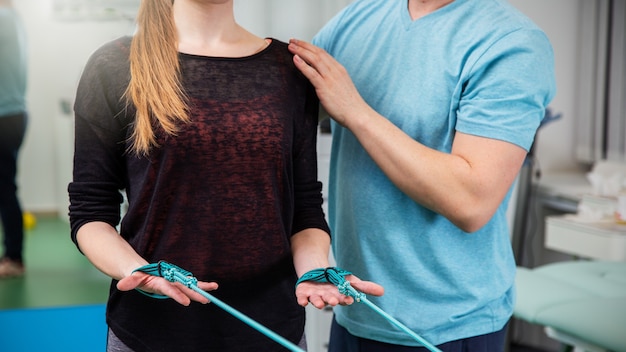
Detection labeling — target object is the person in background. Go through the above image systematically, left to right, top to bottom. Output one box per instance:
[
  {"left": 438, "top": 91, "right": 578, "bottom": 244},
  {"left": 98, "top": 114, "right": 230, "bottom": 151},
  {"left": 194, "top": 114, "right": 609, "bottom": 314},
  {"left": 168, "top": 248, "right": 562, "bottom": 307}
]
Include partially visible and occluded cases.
[
  {"left": 0, "top": 0, "right": 28, "bottom": 278},
  {"left": 68, "top": 0, "right": 382, "bottom": 351},
  {"left": 288, "top": 0, "right": 556, "bottom": 351}
]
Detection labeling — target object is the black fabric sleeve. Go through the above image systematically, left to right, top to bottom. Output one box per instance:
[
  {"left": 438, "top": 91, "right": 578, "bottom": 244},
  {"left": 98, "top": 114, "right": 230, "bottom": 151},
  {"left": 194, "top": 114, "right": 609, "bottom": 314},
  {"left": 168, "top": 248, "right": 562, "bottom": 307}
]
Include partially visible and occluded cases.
[
  {"left": 68, "top": 37, "right": 132, "bottom": 247},
  {"left": 291, "top": 77, "right": 331, "bottom": 238}
]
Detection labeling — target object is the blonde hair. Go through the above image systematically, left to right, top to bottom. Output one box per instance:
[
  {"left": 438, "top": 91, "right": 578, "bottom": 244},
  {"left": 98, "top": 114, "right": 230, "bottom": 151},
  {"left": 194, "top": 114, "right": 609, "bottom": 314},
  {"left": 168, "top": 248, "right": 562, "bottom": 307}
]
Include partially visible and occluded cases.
[{"left": 124, "top": 0, "right": 189, "bottom": 155}]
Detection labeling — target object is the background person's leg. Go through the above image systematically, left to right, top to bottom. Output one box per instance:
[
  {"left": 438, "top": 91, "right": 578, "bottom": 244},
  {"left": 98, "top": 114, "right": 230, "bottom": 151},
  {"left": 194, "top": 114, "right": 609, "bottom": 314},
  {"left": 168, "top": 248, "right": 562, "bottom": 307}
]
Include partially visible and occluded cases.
[{"left": 0, "top": 113, "right": 27, "bottom": 277}]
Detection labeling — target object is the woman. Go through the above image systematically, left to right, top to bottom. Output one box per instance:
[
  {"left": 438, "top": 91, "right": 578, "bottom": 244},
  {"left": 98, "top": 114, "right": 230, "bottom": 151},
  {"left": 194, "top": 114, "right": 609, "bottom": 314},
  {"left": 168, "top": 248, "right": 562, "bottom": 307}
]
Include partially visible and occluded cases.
[{"left": 68, "top": 1, "right": 381, "bottom": 351}]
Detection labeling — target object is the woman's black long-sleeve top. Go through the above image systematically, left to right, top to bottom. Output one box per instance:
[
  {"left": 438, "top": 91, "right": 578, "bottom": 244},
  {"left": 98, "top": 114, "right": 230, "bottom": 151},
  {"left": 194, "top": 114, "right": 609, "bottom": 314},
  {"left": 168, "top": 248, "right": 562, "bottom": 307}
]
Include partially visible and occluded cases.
[{"left": 68, "top": 36, "right": 330, "bottom": 352}]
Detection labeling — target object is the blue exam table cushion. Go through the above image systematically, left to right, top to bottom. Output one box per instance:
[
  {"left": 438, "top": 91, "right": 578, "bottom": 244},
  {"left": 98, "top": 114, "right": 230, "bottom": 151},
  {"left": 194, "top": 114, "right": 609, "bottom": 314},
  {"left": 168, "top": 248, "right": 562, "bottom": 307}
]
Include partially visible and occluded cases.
[{"left": 514, "top": 261, "right": 626, "bottom": 352}]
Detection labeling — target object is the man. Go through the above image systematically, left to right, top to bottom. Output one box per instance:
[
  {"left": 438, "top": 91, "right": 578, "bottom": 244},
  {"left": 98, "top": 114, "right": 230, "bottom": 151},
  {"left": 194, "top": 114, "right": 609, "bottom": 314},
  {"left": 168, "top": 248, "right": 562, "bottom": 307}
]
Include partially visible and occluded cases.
[
  {"left": 0, "top": 0, "right": 28, "bottom": 278},
  {"left": 288, "top": 0, "right": 556, "bottom": 350}
]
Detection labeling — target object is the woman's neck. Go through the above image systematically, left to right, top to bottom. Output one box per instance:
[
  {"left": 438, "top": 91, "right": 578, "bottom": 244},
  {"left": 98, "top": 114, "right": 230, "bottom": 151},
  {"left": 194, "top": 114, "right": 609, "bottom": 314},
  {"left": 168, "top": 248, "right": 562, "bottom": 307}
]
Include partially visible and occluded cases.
[{"left": 174, "top": 1, "right": 265, "bottom": 57}]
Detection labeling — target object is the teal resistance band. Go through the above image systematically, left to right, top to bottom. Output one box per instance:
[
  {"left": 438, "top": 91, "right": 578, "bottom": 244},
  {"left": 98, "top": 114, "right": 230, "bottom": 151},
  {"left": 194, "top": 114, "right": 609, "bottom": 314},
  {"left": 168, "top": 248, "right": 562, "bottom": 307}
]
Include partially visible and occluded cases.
[
  {"left": 132, "top": 261, "right": 305, "bottom": 352},
  {"left": 296, "top": 267, "right": 443, "bottom": 352}
]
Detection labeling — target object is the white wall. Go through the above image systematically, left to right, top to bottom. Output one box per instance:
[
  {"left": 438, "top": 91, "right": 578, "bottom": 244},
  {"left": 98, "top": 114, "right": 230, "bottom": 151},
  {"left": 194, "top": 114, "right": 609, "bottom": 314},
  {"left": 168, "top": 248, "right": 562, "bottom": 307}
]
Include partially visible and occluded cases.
[
  {"left": 15, "top": 0, "right": 583, "bottom": 213},
  {"left": 509, "top": 0, "right": 583, "bottom": 174}
]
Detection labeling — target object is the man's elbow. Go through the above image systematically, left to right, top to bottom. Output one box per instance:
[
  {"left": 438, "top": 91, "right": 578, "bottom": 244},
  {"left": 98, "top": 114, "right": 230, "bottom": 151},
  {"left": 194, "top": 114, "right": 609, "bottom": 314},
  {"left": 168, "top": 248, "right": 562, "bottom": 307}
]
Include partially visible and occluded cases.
[{"left": 451, "top": 207, "right": 495, "bottom": 233}]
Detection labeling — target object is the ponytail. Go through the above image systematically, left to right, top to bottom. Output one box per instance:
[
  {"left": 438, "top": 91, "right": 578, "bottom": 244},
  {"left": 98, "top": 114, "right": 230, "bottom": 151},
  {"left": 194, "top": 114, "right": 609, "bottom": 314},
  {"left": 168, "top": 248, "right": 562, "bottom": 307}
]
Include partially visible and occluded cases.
[{"left": 124, "top": 0, "right": 189, "bottom": 155}]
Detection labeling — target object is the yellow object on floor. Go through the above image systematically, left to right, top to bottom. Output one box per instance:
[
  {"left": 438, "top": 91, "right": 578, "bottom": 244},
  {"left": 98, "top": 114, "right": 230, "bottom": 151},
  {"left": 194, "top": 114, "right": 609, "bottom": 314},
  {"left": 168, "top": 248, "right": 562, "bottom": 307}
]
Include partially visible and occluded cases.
[{"left": 23, "top": 211, "right": 36, "bottom": 230}]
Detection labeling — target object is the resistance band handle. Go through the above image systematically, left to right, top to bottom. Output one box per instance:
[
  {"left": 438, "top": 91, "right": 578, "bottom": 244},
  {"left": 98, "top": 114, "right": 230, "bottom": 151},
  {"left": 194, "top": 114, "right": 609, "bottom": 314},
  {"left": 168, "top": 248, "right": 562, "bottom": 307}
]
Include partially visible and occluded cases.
[
  {"left": 131, "top": 261, "right": 195, "bottom": 299},
  {"left": 296, "top": 267, "right": 365, "bottom": 301},
  {"left": 296, "top": 267, "right": 351, "bottom": 287}
]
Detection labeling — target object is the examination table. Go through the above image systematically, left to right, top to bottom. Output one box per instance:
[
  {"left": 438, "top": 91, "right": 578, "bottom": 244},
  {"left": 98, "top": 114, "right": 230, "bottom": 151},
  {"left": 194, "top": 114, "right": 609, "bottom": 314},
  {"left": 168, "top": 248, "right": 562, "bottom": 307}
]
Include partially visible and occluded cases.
[{"left": 514, "top": 261, "right": 626, "bottom": 352}]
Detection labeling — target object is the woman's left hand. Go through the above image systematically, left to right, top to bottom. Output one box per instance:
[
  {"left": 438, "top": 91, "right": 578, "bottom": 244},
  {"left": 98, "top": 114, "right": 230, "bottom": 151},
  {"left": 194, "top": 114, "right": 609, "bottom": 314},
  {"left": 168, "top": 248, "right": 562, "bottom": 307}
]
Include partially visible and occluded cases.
[{"left": 295, "top": 274, "right": 384, "bottom": 309}]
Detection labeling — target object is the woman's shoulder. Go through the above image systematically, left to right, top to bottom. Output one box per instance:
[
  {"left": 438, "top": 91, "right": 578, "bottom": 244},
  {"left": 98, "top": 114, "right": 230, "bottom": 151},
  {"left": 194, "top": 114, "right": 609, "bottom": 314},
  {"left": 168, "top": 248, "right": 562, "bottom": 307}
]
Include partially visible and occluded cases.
[
  {"left": 75, "top": 36, "right": 133, "bottom": 125},
  {"left": 80, "top": 36, "right": 132, "bottom": 90},
  {"left": 89, "top": 36, "right": 132, "bottom": 64},
  {"left": 264, "top": 37, "right": 289, "bottom": 57},
  {"left": 268, "top": 37, "right": 288, "bottom": 49},
  {"left": 264, "top": 38, "right": 298, "bottom": 67}
]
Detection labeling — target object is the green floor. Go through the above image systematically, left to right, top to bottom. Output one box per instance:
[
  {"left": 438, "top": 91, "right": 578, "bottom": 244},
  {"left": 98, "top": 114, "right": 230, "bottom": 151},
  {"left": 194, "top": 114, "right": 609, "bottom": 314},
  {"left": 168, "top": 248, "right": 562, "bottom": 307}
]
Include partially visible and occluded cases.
[{"left": 0, "top": 215, "right": 110, "bottom": 310}]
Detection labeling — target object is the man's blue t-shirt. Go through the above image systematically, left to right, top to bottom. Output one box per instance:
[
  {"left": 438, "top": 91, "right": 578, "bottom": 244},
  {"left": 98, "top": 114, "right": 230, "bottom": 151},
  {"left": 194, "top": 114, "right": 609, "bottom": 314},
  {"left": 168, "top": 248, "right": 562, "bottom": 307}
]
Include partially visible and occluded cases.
[{"left": 314, "top": 0, "right": 555, "bottom": 346}]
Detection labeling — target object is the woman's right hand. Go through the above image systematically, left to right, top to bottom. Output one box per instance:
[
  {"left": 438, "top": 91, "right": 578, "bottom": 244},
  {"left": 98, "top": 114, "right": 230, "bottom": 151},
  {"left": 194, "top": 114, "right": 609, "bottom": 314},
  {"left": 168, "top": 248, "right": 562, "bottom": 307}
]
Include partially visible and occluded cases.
[{"left": 116, "top": 271, "right": 219, "bottom": 306}]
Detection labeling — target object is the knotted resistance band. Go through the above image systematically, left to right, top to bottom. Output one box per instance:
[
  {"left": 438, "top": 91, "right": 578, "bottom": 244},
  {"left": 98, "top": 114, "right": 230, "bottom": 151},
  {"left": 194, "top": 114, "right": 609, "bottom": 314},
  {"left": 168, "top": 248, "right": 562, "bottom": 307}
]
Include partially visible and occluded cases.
[
  {"left": 133, "top": 262, "right": 442, "bottom": 352},
  {"left": 296, "top": 267, "right": 443, "bottom": 352}
]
